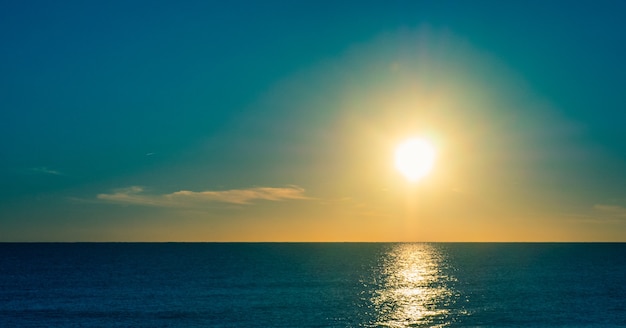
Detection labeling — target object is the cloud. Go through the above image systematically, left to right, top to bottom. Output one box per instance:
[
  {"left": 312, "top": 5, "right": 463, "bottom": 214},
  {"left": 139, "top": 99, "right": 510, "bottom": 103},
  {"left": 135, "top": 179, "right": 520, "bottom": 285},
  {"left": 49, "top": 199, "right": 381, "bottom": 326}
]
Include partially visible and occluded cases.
[
  {"left": 30, "top": 167, "right": 63, "bottom": 175},
  {"left": 97, "top": 185, "right": 309, "bottom": 207},
  {"left": 593, "top": 204, "right": 626, "bottom": 220}
]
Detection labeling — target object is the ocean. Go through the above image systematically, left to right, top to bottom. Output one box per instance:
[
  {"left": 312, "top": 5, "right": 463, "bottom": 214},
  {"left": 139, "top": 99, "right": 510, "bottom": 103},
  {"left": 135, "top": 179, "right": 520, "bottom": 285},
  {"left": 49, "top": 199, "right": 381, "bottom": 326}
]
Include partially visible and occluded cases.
[{"left": 1, "top": 243, "right": 625, "bottom": 327}]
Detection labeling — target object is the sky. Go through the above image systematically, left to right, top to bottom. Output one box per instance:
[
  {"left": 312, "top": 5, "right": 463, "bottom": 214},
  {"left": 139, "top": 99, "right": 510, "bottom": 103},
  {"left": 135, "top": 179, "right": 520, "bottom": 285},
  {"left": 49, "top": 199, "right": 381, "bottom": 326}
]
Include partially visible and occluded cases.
[{"left": 2, "top": 1, "right": 626, "bottom": 241}]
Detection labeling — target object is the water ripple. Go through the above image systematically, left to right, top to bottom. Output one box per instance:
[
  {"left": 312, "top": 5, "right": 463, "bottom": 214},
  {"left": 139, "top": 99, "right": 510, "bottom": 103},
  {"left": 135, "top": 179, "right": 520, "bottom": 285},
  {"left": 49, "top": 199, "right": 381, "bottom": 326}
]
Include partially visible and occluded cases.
[{"left": 369, "top": 243, "right": 459, "bottom": 328}]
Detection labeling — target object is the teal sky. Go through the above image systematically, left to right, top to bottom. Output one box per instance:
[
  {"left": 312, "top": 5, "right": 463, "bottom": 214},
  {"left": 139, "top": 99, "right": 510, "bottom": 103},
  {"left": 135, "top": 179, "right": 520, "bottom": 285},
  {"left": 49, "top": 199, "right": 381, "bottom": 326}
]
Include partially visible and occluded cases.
[{"left": 2, "top": 1, "right": 626, "bottom": 241}]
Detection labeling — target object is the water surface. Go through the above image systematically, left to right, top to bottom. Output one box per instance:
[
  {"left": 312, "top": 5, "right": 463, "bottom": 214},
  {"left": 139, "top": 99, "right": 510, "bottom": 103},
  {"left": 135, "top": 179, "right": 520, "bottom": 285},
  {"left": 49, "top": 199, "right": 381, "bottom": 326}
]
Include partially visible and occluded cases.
[{"left": 1, "top": 243, "right": 624, "bottom": 327}]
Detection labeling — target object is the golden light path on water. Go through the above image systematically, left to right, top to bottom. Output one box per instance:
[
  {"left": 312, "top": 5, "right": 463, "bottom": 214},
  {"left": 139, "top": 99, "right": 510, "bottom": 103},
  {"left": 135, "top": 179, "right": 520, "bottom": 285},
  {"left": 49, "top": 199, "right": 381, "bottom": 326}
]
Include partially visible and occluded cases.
[{"left": 370, "top": 244, "right": 459, "bottom": 327}]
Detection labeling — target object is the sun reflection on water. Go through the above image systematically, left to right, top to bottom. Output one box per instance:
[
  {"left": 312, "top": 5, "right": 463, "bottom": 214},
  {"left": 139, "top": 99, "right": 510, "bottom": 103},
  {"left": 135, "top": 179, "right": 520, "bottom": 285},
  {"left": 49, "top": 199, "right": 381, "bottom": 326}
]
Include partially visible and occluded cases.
[{"left": 370, "top": 243, "right": 457, "bottom": 328}]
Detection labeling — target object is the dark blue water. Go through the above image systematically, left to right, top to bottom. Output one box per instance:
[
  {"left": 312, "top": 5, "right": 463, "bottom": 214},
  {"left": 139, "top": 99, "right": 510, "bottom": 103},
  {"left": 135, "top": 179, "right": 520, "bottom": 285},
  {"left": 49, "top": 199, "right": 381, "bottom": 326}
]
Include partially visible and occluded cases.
[{"left": 1, "top": 243, "right": 625, "bottom": 327}]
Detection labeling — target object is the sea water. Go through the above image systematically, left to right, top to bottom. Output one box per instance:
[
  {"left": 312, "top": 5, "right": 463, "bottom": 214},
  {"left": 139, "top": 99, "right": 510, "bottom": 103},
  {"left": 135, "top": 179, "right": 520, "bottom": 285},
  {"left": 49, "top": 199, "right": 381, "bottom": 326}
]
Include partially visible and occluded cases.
[{"left": 1, "top": 243, "right": 625, "bottom": 327}]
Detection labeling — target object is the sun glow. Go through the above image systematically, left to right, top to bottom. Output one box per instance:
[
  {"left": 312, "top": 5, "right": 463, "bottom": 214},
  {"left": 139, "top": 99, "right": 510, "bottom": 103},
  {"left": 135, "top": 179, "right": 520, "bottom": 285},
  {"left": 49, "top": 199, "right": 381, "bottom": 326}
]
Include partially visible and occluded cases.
[{"left": 394, "top": 137, "right": 436, "bottom": 182}]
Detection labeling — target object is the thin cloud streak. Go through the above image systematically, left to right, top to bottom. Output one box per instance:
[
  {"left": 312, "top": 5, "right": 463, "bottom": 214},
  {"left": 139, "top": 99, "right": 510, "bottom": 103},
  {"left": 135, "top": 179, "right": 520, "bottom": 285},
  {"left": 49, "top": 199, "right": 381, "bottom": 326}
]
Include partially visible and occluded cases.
[
  {"left": 30, "top": 167, "right": 63, "bottom": 176},
  {"left": 97, "top": 185, "right": 309, "bottom": 207},
  {"left": 594, "top": 204, "right": 626, "bottom": 220}
]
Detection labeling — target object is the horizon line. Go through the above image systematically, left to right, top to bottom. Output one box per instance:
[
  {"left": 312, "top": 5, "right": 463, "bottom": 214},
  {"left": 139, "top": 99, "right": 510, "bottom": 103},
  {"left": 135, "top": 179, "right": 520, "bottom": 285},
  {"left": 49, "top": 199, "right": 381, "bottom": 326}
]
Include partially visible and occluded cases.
[{"left": 1, "top": 241, "right": 624, "bottom": 244}]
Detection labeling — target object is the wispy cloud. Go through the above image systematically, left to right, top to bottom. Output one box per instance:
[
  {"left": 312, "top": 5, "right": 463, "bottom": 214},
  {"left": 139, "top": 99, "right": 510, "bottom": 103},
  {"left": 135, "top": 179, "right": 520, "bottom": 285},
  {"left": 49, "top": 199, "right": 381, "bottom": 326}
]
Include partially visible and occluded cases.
[
  {"left": 30, "top": 167, "right": 63, "bottom": 176},
  {"left": 97, "top": 185, "right": 309, "bottom": 207},
  {"left": 594, "top": 204, "right": 626, "bottom": 220}
]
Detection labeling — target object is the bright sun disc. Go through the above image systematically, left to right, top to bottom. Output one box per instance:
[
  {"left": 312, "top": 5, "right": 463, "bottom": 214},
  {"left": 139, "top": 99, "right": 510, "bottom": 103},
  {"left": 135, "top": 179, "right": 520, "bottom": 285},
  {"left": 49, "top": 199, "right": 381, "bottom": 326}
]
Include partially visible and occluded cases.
[{"left": 395, "top": 138, "right": 436, "bottom": 181}]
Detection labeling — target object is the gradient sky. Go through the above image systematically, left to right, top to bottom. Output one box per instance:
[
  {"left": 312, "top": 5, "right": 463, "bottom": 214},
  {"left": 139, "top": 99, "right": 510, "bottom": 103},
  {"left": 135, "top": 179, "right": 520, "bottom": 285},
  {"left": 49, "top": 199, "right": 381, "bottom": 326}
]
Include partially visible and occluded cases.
[{"left": 2, "top": 1, "right": 626, "bottom": 241}]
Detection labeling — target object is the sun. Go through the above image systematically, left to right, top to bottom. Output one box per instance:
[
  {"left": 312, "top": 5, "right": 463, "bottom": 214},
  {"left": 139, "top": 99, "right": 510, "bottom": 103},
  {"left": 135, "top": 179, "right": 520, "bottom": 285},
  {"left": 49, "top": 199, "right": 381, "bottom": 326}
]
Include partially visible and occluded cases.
[{"left": 394, "top": 137, "right": 436, "bottom": 182}]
